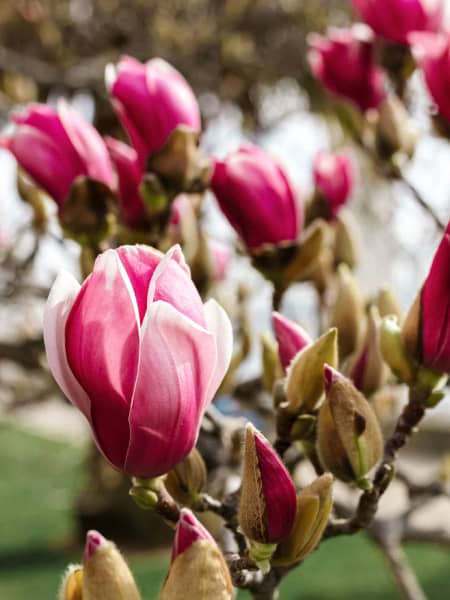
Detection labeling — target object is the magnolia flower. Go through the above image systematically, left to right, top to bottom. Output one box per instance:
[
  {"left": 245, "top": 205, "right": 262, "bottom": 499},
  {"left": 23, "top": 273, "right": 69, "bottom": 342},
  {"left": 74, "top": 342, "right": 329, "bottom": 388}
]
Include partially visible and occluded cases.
[
  {"left": 353, "top": 0, "right": 443, "bottom": 45},
  {"left": 308, "top": 24, "right": 387, "bottom": 112},
  {"left": 409, "top": 32, "right": 450, "bottom": 126},
  {"left": 106, "top": 56, "right": 201, "bottom": 165},
  {"left": 0, "top": 101, "right": 114, "bottom": 207},
  {"left": 210, "top": 144, "right": 302, "bottom": 250},
  {"left": 313, "top": 151, "right": 355, "bottom": 220},
  {"left": 44, "top": 245, "right": 232, "bottom": 478}
]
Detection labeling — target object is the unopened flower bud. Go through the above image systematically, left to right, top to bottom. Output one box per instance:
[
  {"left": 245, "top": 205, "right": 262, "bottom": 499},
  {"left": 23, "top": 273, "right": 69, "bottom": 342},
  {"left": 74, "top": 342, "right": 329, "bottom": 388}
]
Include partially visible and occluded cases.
[
  {"left": 375, "top": 95, "right": 417, "bottom": 160},
  {"left": 333, "top": 210, "right": 359, "bottom": 269},
  {"left": 401, "top": 223, "right": 450, "bottom": 378},
  {"left": 329, "top": 264, "right": 365, "bottom": 358},
  {"left": 377, "top": 287, "right": 403, "bottom": 321},
  {"left": 347, "top": 306, "right": 386, "bottom": 395},
  {"left": 272, "top": 311, "right": 313, "bottom": 372},
  {"left": 380, "top": 316, "right": 416, "bottom": 383},
  {"left": 285, "top": 328, "right": 338, "bottom": 415},
  {"left": 261, "top": 332, "right": 283, "bottom": 393},
  {"left": 317, "top": 366, "right": 383, "bottom": 487},
  {"left": 239, "top": 424, "right": 297, "bottom": 569},
  {"left": 165, "top": 448, "right": 207, "bottom": 506},
  {"left": 273, "top": 474, "right": 333, "bottom": 567},
  {"left": 160, "top": 509, "right": 233, "bottom": 600},
  {"left": 82, "top": 530, "right": 141, "bottom": 600},
  {"left": 59, "top": 565, "right": 83, "bottom": 600}
]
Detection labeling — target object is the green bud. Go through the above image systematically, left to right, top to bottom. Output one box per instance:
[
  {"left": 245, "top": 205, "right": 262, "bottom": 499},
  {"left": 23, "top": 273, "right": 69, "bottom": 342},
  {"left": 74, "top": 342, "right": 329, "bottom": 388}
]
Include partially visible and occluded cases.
[
  {"left": 375, "top": 95, "right": 417, "bottom": 160},
  {"left": 139, "top": 173, "right": 169, "bottom": 213},
  {"left": 329, "top": 264, "right": 365, "bottom": 358},
  {"left": 376, "top": 287, "right": 403, "bottom": 321},
  {"left": 380, "top": 316, "right": 417, "bottom": 383},
  {"left": 285, "top": 328, "right": 338, "bottom": 414},
  {"left": 261, "top": 332, "right": 283, "bottom": 393},
  {"left": 317, "top": 367, "right": 383, "bottom": 485},
  {"left": 165, "top": 448, "right": 207, "bottom": 506},
  {"left": 272, "top": 474, "right": 333, "bottom": 567},
  {"left": 129, "top": 486, "right": 158, "bottom": 510},
  {"left": 248, "top": 540, "right": 278, "bottom": 574}
]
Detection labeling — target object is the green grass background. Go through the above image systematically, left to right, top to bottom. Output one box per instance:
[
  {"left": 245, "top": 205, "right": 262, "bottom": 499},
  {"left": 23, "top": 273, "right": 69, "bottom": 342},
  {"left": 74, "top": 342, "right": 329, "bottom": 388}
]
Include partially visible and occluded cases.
[{"left": 0, "top": 423, "right": 448, "bottom": 599}]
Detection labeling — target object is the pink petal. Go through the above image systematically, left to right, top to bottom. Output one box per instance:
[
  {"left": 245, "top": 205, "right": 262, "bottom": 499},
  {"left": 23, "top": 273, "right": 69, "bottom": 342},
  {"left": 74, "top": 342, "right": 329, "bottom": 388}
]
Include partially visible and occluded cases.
[
  {"left": 111, "top": 98, "right": 149, "bottom": 168},
  {"left": 58, "top": 100, "right": 115, "bottom": 189},
  {"left": 7, "top": 126, "right": 83, "bottom": 204},
  {"left": 65, "top": 250, "right": 140, "bottom": 470},
  {"left": 43, "top": 271, "right": 92, "bottom": 421},
  {"left": 203, "top": 299, "right": 233, "bottom": 408},
  {"left": 124, "top": 301, "right": 217, "bottom": 478},
  {"left": 272, "top": 312, "right": 312, "bottom": 371},
  {"left": 172, "top": 509, "right": 215, "bottom": 561}
]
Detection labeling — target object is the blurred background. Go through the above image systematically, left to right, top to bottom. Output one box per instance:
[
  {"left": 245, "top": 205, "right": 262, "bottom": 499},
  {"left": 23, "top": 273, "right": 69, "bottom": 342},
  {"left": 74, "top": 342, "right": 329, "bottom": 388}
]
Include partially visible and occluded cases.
[{"left": 0, "top": 1, "right": 450, "bottom": 598}]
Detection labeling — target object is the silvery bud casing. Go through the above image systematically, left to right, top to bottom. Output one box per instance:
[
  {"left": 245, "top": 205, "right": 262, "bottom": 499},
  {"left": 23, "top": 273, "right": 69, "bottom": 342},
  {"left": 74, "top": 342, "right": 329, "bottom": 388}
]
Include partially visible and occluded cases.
[
  {"left": 317, "top": 366, "right": 383, "bottom": 487},
  {"left": 239, "top": 424, "right": 297, "bottom": 570},
  {"left": 165, "top": 447, "right": 207, "bottom": 506},
  {"left": 273, "top": 473, "right": 333, "bottom": 566},
  {"left": 160, "top": 509, "right": 233, "bottom": 600}
]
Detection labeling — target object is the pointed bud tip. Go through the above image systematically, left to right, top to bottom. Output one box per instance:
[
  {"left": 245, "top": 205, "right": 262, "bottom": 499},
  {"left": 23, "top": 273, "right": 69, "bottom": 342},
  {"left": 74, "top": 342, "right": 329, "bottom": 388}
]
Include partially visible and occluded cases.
[
  {"left": 324, "top": 364, "right": 342, "bottom": 392},
  {"left": 173, "top": 509, "right": 215, "bottom": 561},
  {"left": 83, "top": 530, "right": 108, "bottom": 563}
]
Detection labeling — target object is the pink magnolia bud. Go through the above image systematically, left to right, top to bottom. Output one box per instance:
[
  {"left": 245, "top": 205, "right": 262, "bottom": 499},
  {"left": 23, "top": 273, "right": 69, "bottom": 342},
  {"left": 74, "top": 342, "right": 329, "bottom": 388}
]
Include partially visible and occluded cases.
[
  {"left": 353, "top": 0, "right": 443, "bottom": 45},
  {"left": 308, "top": 24, "right": 387, "bottom": 113},
  {"left": 409, "top": 32, "right": 450, "bottom": 126},
  {"left": 106, "top": 56, "right": 201, "bottom": 166},
  {"left": 0, "top": 101, "right": 114, "bottom": 207},
  {"left": 105, "top": 137, "right": 146, "bottom": 227},
  {"left": 210, "top": 144, "right": 302, "bottom": 251},
  {"left": 313, "top": 151, "right": 355, "bottom": 220},
  {"left": 403, "top": 222, "right": 450, "bottom": 374},
  {"left": 208, "top": 238, "right": 232, "bottom": 281},
  {"left": 43, "top": 244, "right": 233, "bottom": 478},
  {"left": 272, "top": 312, "right": 313, "bottom": 372},
  {"left": 240, "top": 424, "right": 297, "bottom": 545},
  {"left": 161, "top": 509, "right": 233, "bottom": 600},
  {"left": 172, "top": 509, "right": 215, "bottom": 561},
  {"left": 84, "top": 530, "right": 108, "bottom": 564}
]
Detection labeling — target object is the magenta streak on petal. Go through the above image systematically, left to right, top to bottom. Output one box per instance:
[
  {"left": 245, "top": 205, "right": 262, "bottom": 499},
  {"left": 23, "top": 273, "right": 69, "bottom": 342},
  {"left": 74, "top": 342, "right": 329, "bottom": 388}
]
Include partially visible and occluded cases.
[
  {"left": 272, "top": 312, "right": 312, "bottom": 372},
  {"left": 253, "top": 430, "right": 297, "bottom": 543}
]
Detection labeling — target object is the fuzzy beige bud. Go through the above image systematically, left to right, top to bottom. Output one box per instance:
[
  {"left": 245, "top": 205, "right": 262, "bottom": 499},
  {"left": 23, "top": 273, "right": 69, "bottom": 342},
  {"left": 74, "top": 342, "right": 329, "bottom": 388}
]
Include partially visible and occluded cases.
[
  {"left": 375, "top": 95, "right": 417, "bottom": 160},
  {"left": 333, "top": 210, "right": 359, "bottom": 270},
  {"left": 329, "top": 264, "right": 365, "bottom": 358},
  {"left": 376, "top": 287, "right": 403, "bottom": 321},
  {"left": 380, "top": 316, "right": 417, "bottom": 383},
  {"left": 285, "top": 328, "right": 338, "bottom": 415},
  {"left": 261, "top": 332, "right": 283, "bottom": 393},
  {"left": 317, "top": 367, "right": 383, "bottom": 486},
  {"left": 165, "top": 448, "right": 207, "bottom": 506},
  {"left": 273, "top": 473, "right": 333, "bottom": 566},
  {"left": 83, "top": 537, "right": 141, "bottom": 600},
  {"left": 160, "top": 540, "right": 233, "bottom": 600}
]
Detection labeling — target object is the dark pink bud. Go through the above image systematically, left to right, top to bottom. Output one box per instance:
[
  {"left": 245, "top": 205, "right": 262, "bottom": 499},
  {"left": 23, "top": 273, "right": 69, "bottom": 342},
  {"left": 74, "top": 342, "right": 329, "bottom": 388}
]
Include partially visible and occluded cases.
[
  {"left": 354, "top": 0, "right": 443, "bottom": 45},
  {"left": 308, "top": 24, "right": 387, "bottom": 113},
  {"left": 410, "top": 32, "right": 450, "bottom": 126},
  {"left": 107, "top": 56, "right": 201, "bottom": 166},
  {"left": 0, "top": 101, "right": 114, "bottom": 207},
  {"left": 105, "top": 137, "right": 146, "bottom": 227},
  {"left": 210, "top": 144, "right": 302, "bottom": 250},
  {"left": 313, "top": 151, "right": 355, "bottom": 220},
  {"left": 421, "top": 224, "right": 450, "bottom": 372},
  {"left": 272, "top": 312, "right": 312, "bottom": 372},
  {"left": 324, "top": 363, "right": 344, "bottom": 393},
  {"left": 240, "top": 424, "right": 297, "bottom": 544},
  {"left": 172, "top": 509, "right": 215, "bottom": 561},
  {"left": 83, "top": 530, "right": 108, "bottom": 564}
]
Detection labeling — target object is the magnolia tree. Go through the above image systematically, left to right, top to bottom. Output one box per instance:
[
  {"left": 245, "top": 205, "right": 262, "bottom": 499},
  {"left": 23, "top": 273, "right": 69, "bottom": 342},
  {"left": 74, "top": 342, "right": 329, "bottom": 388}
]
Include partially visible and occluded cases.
[{"left": 2, "top": 1, "right": 450, "bottom": 599}]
